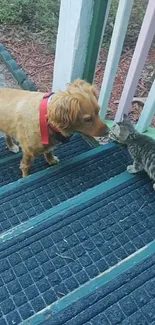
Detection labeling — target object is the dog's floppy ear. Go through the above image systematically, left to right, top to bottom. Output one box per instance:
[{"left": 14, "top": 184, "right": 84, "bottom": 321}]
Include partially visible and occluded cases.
[
  {"left": 68, "top": 79, "right": 98, "bottom": 99},
  {"left": 69, "top": 79, "right": 85, "bottom": 87},
  {"left": 90, "top": 84, "right": 98, "bottom": 99},
  {"left": 47, "top": 93, "right": 80, "bottom": 133}
]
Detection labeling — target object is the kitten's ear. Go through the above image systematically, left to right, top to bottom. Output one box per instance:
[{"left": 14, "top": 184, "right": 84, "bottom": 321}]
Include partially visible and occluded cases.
[
  {"left": 120, "top": 114, "right": 128, "bottom": 122},
  {"left": 122, "top": 114, "right": 133, "bottom": 127},
  {"left": 123, "top": 114, "right": 128, "bottom": 120}
]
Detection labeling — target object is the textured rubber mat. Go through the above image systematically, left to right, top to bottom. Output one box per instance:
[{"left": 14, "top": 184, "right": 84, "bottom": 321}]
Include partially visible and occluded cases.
[
  {"left": 0, "top": 134, "right": 92, "bottom": 187},
  {"left": 0, "top": 134, "right": 91, "bottom": 160},
  {"left": 0, "top": 134, "right": 93, "bottom": 160},
  {"left": 0, "top": 137, "right": 15, "bottom": 159},
  {"left": 0, "top": 145, "right": 131, "bottom": 232},
  {"left": 0, "top": 174, "right": 154, "bottom": 324},
  {"left": 44, "top": 252, "right": 155, "bottom": 325}
]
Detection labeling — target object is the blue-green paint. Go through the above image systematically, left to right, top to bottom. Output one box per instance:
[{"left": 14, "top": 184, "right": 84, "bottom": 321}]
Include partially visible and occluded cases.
[
  {"left": 83, "top": 0, "right": 111, "bottom": 82},
  {"left": 0, "top": 43, "right": 37, "bottom": 91},
  {"left": 136, "top": 79, "right": 155, "bottom": 133},
  {"left": 105, "top": 119, "right": 155, "bottom": 140},
  {"left": 0, "top": 142, "right": 115, "bottom": 196},
  {"left": 0, "top": 152, "right": 21, "bottom": 166},
  {"left": 0, "top": 169, "right": 134, "bottom": 243},
  {"left": 23, "top": 238, "right": 155, "bottom": 325}
]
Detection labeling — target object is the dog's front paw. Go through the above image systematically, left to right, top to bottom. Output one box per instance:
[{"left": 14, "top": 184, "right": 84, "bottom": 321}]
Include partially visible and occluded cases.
[
  {"left": 9, "top": 144, "right": 19, "bottom": 154},
  {"left": 44, "top": 152, "right": 60, "bottom": 166},
  {"left": 47, "top": 155, "right": 59, "bottom": 165},
  {"left": 51, "top": 155, "right": 59, "bottom": 165},
  {"left": 127, "top": 165, "right": 137, "bottom": 173}
]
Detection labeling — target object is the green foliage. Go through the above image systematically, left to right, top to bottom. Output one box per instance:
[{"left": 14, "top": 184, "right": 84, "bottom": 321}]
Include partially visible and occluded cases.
[
  {"left": 0, "top": 0, "right": 60, "bottom": 33},
  {"left": 0, "top": 0, "right": 150, "bottom": 50},
  {"left": 103, "top": 0, "right": 148, "bottom": 49}
]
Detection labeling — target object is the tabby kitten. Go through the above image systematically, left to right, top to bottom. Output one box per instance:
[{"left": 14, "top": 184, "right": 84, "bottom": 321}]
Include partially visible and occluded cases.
[{"left": 109, "top": 117, "right": 155, "bottom": 189}]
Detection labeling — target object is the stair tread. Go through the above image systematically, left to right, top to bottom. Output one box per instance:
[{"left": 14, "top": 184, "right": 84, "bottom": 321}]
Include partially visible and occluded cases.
[
  {"left": 1, "top": 132, "right": 155, "bottom": 325},
  {"left": 0, "top": 134, "right": 92, "bottom": 187},
  {"left": 0, "top": 145, "right": 131, "bottom": 234},
  {"left": 0, "top": 170, "right": 154, "bottom": 324},
  {"left": 44, "top": 251, "right": 155, "bottom": 325}
]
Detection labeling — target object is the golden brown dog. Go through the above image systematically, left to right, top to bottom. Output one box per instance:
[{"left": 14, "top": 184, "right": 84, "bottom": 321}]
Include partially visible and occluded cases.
[{"left": 0, "top": 79, "right": 108, "bottom": 177}]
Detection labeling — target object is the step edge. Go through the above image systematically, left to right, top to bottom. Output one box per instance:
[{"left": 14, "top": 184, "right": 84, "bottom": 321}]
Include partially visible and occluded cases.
[
  {"left": 0, "top": 133, "right": 90, "bottom": 166},
  {"left": 0, "top": 142, "right": 115, "bottom": 196},
  {"left": 0, "top": 170, "right": 134, "bottom": 244},
  {"left": 22, "top": 238, "right": 155, "bottom": 325}
]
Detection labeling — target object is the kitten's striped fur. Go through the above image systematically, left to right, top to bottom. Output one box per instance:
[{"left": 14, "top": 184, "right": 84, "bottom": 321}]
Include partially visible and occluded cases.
[{"left": 109, "top": 118, "right": 155, "bottom": 189}]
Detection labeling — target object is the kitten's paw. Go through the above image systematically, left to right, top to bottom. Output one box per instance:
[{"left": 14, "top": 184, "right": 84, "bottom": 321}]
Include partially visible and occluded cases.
[
  {"left": 9, "top": 144, "right": 19, "bottom": 154},
  {"left": 50, "top": 156, "right": 59, "bottom": 165},
  {"left": 127, "top": 165, "right": 137, "bottom": 173},
  {"left": 153, "top": 183, "right": 155, "bottom": 191}
]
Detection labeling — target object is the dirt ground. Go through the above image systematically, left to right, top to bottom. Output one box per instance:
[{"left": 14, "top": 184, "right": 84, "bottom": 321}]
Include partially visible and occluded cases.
[{"left": 1, "top": 28, "right": 155, "bottom": 126}]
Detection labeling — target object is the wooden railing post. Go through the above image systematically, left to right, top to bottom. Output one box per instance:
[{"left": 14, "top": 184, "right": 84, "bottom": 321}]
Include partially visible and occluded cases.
[
  {"left": 52, "top": 0, "right": 111, "bottom": 91},
  {"left": 52, "top": 0, "right": 93, "bottom": 91},
  {"left": 83, "top": 0, "right": 112, "bottom": 83},
  {"left": 99, "top": 0, "right": 134, "bottom": 120},
  {"left": 115, "top": 0, "right": 155, "bottom": 122},
  {"left": 136, "top": 79, "right": 155, "bottom": 132}
]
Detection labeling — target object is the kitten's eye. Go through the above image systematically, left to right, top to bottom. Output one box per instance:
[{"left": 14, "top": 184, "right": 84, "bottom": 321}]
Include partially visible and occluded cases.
[{"left": 84, "top": 116, "right": 92, "bottom": 123}]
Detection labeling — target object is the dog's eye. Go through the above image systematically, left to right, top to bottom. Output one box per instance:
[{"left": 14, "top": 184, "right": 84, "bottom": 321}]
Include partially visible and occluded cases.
[{"left": 84, "top": 116, "right": 92, "bottom": 123}]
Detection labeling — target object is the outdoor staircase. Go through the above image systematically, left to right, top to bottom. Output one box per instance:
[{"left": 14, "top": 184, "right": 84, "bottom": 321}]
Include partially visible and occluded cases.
[{"left": 0, "top": 133, "right": 155, "bottom": 325}]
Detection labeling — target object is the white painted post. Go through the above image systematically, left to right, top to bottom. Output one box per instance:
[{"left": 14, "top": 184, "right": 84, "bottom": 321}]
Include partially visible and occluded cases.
[
  {"left": 52, "top": 0, "right": 94, "bottom": 92},
  {"left": 99, "top": 0, "right": 134, "bottom": 120},
  {"left": 115, "top": 0, "right": 155, "bottom": 122},
  {"left": 136, "top": 79, "right": 155, "bottom": 132}
]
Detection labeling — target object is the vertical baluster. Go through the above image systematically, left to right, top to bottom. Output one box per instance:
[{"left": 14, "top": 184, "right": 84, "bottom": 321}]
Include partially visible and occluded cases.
[
  {"left": 52, "top": 0, "right": 111, "bottom": 92},
  {"left": 52, "top": 0, "right": 94, "bottom": 91},
  {"left": 83, "top": 0, "right": 112, "bottom": 83},
  {"left": 99, "top": 0, "right": 134, "bottom": 120},
  {"left": 115, "top": 0, "right": 155, "bottom": 122},
  {"left": 136, "top": 79, "right": 155, "bottom": 132}
]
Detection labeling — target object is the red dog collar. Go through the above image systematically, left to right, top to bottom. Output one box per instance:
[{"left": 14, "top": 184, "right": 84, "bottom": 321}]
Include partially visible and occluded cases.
[
  {"left": 40, "top": 92, "right": 71, "bottom": 145},
  {"left": 40, "top": 92, "right": 56, "bottom": 144}
]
